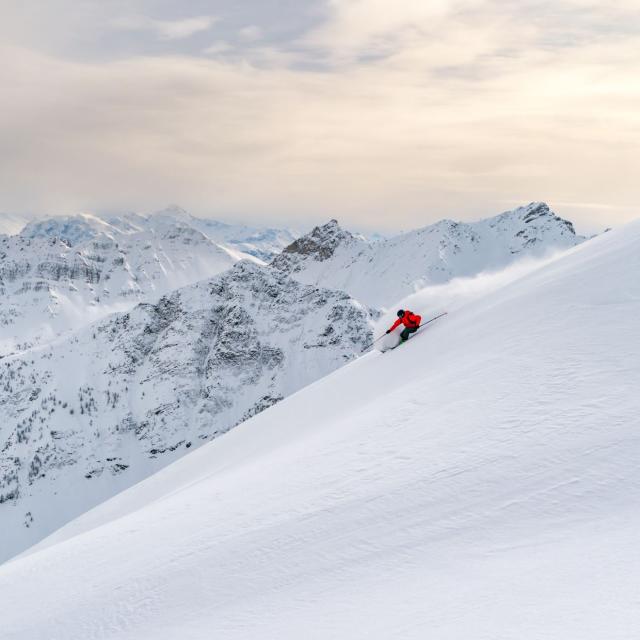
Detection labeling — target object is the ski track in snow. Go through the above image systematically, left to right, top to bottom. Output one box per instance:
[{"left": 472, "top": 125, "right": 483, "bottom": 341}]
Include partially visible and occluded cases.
[{"left": 0, "top": 221, "right": 638, "bottom": 638}]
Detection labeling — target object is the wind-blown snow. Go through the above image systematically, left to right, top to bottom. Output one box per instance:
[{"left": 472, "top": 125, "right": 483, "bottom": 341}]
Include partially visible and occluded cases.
[
  {"left": 1, "top": 220, "right": 638, "bottom": 639},
  {"left": 375, "top": 248, "right": 575, "bottom": 350}
]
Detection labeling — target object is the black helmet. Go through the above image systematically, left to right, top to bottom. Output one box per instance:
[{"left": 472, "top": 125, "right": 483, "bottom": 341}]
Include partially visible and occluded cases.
[{"left": 397, "top": 309, "right": 405, "bottom": 318}]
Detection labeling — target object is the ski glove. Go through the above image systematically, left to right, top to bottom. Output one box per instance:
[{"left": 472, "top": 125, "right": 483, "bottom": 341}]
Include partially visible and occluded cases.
[{"left": 385, "top": 329, "right": 391, "bottom": 334}]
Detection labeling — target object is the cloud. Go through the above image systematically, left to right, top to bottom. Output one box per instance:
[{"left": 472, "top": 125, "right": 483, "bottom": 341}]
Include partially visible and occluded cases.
[
  {"left": 304, "top": 0, "right": 473, "bottom": 58},
  {"left": 0, "top": 1, "right": 638, "bottom": 231},
  {"left": 112, "top": 15, "right": 217, "bottom": 40},
  {"left": 238, "top": 25, "right": 263, "bottom": 42},
  {"left": 203, "top": 41, "right": 232, "bottom": 56}
]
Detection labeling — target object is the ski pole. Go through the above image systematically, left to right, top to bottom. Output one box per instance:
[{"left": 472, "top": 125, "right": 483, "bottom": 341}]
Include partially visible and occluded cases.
[{"left": 361, "top": 334, "right": 387, "bottom": 352}]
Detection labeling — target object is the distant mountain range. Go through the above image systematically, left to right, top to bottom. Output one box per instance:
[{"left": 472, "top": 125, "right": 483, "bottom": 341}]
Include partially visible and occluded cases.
[{"left": 0, "top": 209, "right": 297, "bottom": 357}]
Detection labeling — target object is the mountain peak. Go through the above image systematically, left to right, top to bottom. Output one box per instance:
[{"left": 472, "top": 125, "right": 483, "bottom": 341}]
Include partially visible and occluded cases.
[
  {"left": 500, "top": 201, "right": 578, "bottom": 235},
  {"left": 152, "top": 204, "right": 190, "bottom": 219},
  {"left": 20, "top": 214, "right": 115, "bottom": 246},
  {"left": 277, "top": 219, "right": 358, "bottom": 263}
]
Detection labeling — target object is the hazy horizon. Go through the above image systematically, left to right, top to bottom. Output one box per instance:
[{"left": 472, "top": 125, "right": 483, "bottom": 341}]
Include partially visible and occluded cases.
[{"left": 0, "top": 200, "right": 611, "bottom": 238}]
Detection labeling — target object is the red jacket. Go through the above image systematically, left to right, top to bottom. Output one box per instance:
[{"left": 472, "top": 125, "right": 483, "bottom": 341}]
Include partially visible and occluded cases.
[{"left": 389, "top": 310, "right": 422, "bottom": 332}]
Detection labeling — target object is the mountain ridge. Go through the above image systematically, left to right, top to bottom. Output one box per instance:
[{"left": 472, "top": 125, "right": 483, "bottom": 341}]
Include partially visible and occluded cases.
[{"left": 272, "top": 202, "right": 585, "bottom": 307}]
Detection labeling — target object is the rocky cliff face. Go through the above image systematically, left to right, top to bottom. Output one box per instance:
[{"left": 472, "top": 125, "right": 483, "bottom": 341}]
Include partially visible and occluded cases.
[
  {"left": 272, "top": 203, "right": 585, "bottom": 308},
  {"left": 274, "top": 219, "right": 364, "bottom": 265},
  {"left": 0, "top": 261, "right": 373, "bottom": 562}
]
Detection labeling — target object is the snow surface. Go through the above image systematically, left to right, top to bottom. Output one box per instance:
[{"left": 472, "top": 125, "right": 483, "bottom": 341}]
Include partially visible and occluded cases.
[{"left": 2, "top": 221, "right": 638, "bottom": 639}]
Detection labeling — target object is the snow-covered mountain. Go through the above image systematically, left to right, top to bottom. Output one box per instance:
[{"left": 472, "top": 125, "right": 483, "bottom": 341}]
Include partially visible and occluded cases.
[
  {"left": 1, "top": 202, "right": 580, "bottom": 356},
  {"left": 272, "top": 202, "right": 584, "bottom": 307},
  {"left": 112, "top": 205, "right": 298, "bottom": 262},
  {"left": 16, "top": 207, "right": 298, "bottom": 262},
  {"left": 0, "top": 208, "right": 299, "bottom": 356},
  {"left": 176, "top": 211, "right": 298, "bottom": 262},
  {"left": 0, "top": 213, "right": 32, "bottom": 236},
  {"left": 0, "top": 214, "right": 245, "bottom": 356},
  {"left": 2, "top": 220, "right": 637, "bottom": 639},
  {"left": 0, "top": 261, "right": 372, "bottom": 563}
]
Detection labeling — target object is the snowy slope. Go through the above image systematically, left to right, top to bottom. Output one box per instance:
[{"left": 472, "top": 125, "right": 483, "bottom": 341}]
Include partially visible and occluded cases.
[
  {"left": 273, "top": 202, "right": 584, "bottom": 307},
  {"left": 0, "top": 213, "right": 31, "bottom": 235},
  {"left": 179, "top": 213, "right": 298, "bottom": 262},
  {"left": 0, "top": 214, "right": 240, "bottom": 356},
  {"left": 2, "top": 221, "right": 638, "bottom": 639},
  {"left": 0, "top": 261, "right": 372, "bottom": 563}
]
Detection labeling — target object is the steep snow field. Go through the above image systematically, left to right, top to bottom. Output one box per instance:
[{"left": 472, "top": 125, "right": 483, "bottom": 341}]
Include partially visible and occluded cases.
[{"left": 2, "top": 222, "right": 639, "bottom": 639}]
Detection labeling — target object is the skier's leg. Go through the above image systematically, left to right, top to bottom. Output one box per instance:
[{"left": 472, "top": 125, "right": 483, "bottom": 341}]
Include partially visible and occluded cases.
[{"left": 400, "top": 327, "right": 418, "bottom": 342}]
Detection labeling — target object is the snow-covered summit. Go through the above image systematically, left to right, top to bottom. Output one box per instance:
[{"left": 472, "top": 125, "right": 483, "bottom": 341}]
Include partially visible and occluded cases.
[
  {"left": 476, "top": 200, "right": 577, "bottom": 239},
  {"left": 272, "top": 202, "right": 585, "bottom": 308},
  {"left": 15, "top": 206, "right": 298, "bottom": 260},
  {"left": 20, "top": 213, "right": 121, "bottom": 246},
  {"left": 275, "top": 219, "right": 363, "bottom": 264}
]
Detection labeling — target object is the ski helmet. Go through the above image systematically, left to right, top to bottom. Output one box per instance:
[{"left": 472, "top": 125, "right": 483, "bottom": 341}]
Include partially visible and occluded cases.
[{"left": 397, "top": 309, "right": 405, "bottom": 318}]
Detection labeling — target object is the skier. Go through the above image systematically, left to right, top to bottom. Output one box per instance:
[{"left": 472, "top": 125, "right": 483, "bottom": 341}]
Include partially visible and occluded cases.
[{"left": 386, "top": 309, "right": 422, "bottom": 343}]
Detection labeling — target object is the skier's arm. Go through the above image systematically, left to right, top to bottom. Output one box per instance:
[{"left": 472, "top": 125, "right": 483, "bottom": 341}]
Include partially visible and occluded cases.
[{"left": 386, "top": 318, "right": 402, "bottom": 333}]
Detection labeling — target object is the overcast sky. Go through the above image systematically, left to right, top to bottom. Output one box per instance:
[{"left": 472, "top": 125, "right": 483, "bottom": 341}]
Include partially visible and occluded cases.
[{"left": 1, "top": 0, "right": 638, "bottom": 232}]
